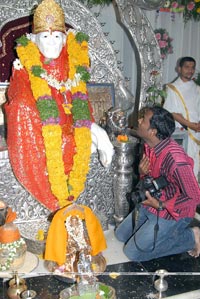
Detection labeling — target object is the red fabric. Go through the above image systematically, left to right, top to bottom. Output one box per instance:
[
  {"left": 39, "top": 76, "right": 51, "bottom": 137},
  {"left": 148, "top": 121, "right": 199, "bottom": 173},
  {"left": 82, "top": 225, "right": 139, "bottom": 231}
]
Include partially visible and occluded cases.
[
  {"left": 5, "top": 45, "right": 94, "bottom": 210},
  {"left": 5, "top": 68, "right": 59, "bottom": 211},
  {"left": 62, "top": 123, "right": 76, "bottom": 175}
]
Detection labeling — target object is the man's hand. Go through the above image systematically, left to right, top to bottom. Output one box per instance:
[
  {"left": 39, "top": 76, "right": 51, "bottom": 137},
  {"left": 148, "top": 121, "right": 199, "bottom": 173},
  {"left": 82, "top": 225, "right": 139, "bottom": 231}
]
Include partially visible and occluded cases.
[
  {"left": 173, "top": 113, "right": 200, "bottom": 132},
  {"left": 191, "top": 122, "right": 200, "bottom": 132},
  {"left": 139, "top": 154, "right": 150, "bottom": 175},
  {"left": 142, "top": 191, "right": 164, "bottom": 210}
]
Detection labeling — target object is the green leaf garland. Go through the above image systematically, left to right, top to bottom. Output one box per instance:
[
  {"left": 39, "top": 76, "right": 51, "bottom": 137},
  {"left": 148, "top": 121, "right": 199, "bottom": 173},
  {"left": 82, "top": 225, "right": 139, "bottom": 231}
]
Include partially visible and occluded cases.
[
  {"left": 75, "top": 32, "right": 89, "bottom": 43},
  {"left": 15, "top": 35, "right": 29, "bottom": 47},
  {"left": 32, "top": 65, "right": 46, "bottom": 77},
  {"left": 76, "top": 66, "right": 91, "bottom": 82},
  {"left": 36, "top": 97, "right": 59, "bottom": 121},
  {"left": 72, "top": 99, "right": 91, "bottom": 122}
]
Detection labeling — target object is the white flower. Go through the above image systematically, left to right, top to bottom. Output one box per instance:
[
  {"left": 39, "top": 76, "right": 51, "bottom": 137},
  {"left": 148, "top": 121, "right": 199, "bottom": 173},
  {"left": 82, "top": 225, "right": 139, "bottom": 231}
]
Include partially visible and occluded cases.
[
  {"left": 164, "top": 1, "right": 170, "bottom": 8},
  {"left": 67, "top": 29, "right": 77, "bottom": 36},
  {"left": 26, "top": 33, "right": 32, "bottom": 40},
  {"left": 13, "top": 59, "right": 23, "bottom": 70},
  {"left": 40, "top": 70, "right": 81, "bottom": 91},
  {"left": 0, "top": 238, "right": 26, "bottom": 271}
]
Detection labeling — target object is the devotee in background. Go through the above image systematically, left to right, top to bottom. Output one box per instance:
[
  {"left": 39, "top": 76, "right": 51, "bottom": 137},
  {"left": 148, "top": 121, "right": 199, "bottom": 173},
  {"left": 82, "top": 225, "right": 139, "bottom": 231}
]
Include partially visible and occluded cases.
[
  {"left": 5, "top": 0, "right": 114, "bottom": 212},
  {"left": 163, "top": 56, "right": 200, "bottom": 179},
  {"left": 115, "top": 106, "right": 200, "bottom": 262}
]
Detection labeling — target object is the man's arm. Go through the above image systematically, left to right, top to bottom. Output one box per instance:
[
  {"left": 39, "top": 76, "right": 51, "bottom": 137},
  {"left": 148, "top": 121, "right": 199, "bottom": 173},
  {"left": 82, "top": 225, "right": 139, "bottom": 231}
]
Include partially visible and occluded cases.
[
  {"left": 164, "top": 84, "right": 200, "bottom": 132},
  {"left": 173, "top": 112, "right": 200, "bottom": 132},
  {"left": 143, "top": 163, "right": 200, "bottom": 215}
]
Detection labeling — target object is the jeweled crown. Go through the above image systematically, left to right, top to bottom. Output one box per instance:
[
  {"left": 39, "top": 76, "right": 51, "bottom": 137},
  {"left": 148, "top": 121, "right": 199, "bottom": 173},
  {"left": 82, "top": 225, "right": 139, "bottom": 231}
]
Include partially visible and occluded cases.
[{"left": 33, "top": 0, "right": 66, "bottom": 34}]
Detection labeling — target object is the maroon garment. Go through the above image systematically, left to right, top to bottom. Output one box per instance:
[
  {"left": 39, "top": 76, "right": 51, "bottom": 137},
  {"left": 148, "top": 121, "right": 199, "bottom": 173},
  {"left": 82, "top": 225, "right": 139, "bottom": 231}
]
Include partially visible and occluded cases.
[{"left": 143, "top": 138, "right": 200, "bottom": 220}]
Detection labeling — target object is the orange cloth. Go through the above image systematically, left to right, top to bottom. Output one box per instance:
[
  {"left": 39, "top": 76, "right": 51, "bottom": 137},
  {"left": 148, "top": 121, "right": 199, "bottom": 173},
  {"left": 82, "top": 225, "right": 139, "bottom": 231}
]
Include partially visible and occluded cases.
[
  {"left": 44, "top": 205, "right": 107, "bottom": 265},
  {"left": 6, "top": 207, "right": 17, "bottom": 223}
]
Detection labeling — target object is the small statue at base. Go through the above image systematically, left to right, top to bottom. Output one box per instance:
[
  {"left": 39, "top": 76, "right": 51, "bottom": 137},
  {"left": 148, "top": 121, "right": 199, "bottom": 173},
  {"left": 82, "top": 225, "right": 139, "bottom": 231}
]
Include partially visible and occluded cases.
[{"left": 45, "top": 203, "right": 107, "bottom": 284}]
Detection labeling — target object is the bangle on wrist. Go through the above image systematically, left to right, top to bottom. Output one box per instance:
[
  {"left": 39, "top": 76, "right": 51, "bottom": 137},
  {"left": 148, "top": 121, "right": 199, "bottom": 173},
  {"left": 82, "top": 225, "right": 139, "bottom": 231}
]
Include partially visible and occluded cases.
[{"left": 158, "top": 200, "right": 164, "bottom": 211}]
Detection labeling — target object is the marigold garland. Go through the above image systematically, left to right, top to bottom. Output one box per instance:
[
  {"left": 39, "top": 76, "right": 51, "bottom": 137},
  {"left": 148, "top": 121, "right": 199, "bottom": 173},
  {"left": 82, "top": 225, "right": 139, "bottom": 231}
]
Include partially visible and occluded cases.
[
  {"left": 15, "top": 30, "right": 92, "bottom": 207},
  {"left": 67, "top": 31, "right": 89, "bottom": 95},
  {"left": 42, "top": 124, "right": 69, "bottom": 206},
  {"left": 68, "top": 127, "right": 91, "bottom": 199}
]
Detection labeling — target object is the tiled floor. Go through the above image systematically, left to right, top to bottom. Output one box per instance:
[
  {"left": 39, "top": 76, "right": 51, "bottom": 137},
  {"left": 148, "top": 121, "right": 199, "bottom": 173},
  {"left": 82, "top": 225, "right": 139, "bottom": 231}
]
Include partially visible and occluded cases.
[
  {"left": 104, "top": 218, "right": 200, "bottom": 268},
  {"left": 1, "top": 219, "right": 200, "bottom": 299},
  {"left": 101, "top": 220, "right": 200, "bottom": 298}
]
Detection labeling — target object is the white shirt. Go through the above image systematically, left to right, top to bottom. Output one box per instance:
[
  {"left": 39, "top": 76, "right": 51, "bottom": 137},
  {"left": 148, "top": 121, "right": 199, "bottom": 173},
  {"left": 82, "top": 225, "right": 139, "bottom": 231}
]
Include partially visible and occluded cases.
[{"left": 164, "top": 77, "right": 200, "bottom": 178}]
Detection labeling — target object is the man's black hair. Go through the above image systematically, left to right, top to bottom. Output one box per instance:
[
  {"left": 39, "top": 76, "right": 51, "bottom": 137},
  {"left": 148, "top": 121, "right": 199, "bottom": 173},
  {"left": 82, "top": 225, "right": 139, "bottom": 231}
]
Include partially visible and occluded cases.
[
  {"left": 179, "top": 56, "right": 196, "bottom": 68},
  {"left": 147, "top": 106, "right": 175, "bottom": 140}
]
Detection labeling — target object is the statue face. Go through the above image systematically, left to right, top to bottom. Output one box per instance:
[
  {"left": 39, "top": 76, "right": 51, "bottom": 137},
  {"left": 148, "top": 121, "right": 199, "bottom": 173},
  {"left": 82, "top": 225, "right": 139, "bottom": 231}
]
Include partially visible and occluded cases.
[{"left": 33, "top": 31, "right": 66, "bottom": 59}]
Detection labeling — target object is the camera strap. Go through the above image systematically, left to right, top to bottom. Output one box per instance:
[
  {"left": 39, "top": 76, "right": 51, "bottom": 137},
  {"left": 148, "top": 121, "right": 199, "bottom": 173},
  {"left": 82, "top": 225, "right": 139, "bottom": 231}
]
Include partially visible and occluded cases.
[{"left": 132, "top": 205, "right": 160, "bottom": 253}]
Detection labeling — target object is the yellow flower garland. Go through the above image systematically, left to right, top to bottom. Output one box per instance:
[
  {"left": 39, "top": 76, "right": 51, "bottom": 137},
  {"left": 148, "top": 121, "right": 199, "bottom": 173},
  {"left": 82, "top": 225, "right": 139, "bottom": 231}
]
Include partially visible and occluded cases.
[
  {"left": 16, "top": 31, "right": 91, "bottom": 207},
  {"left": 67, "top": 31, "right": 89, "bottom": 95},
  {"left": 17, "top": 43, "right": 51, "bottom": 99},
  {"left": 42, "top": 125, "right": 69, "bottom": 207},
  {"left": 68, "top": 127, "right": 91, "bottom": 199}
]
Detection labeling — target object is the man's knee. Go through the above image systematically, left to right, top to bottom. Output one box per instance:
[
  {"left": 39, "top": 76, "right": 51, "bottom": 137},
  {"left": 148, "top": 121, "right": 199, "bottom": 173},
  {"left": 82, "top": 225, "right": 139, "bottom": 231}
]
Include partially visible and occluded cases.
[
  {"left": 114, "top": 227, "right": 127, "bottom": 243},
  {"left": 123, "top": 244, "right": 142, "bottom": 262}
]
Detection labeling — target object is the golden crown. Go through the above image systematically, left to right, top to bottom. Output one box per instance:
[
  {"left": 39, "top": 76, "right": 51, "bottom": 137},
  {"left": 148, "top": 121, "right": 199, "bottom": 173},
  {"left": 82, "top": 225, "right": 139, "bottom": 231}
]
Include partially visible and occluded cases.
[{"left": 33, "top": 0, "right": 66, "bottom": 34}]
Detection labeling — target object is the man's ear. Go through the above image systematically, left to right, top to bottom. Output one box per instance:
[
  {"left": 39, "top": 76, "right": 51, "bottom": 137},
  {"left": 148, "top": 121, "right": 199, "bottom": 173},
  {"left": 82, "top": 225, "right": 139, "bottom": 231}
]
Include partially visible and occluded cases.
[
  {"left": 177, "top": 66, "right": 181, "bottom": 75},
  {"left": 150, "top": 128, "right": 157, "bottom": 137}
]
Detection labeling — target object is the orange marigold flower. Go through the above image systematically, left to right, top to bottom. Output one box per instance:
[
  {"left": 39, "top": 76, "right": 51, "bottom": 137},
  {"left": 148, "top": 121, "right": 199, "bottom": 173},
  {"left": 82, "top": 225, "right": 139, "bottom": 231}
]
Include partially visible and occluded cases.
[{"left": 117, "top": 135, "right": 129, "bottom": 142}]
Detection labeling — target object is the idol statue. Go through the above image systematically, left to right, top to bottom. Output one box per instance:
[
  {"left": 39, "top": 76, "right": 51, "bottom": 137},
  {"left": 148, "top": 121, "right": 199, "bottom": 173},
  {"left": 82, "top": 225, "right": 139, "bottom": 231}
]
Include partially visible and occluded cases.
[
  {"left": 5, "top": 0, "right": 114, "bottom": 211},
  {"left": 45, "top": 203, "right": 107, "bottom": 279}
]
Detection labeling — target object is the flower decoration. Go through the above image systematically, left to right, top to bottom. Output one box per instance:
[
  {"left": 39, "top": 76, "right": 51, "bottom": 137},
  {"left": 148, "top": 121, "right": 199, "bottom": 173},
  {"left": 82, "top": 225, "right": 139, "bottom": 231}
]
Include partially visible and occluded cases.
[
  {"left": 160, "top": 1, "right": 200, "bottom": 23},
  {"left": 154, "top": 28, "right": 173, "bottom": 60},
  {"left": 15, "top": 30, "right": 92, "bottom": 208},
  {"left": 13, "top": 59, "right": 23, "bottom": 70},
  {"left": 146, "top": 70, "right": 167, "bottom": 105},
  {"left": 117, "top": 135, "right": 129, "bottom": 142},
  {"left": 36, "top": 229, "right": 45, "bottom": 241},
  {"left": 0, "top": 238, "right": 26, "bottom": 271}
]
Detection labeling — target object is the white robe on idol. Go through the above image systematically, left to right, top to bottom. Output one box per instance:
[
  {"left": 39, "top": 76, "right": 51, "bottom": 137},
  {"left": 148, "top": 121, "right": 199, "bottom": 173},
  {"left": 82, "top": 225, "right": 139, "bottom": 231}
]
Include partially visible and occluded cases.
[{"left": 164, "top": 77, "right": 200, "bottom": 178}]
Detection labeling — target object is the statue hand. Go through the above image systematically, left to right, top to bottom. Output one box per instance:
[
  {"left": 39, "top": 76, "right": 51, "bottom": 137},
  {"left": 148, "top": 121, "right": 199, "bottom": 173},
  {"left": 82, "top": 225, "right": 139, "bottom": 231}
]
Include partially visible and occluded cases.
[{"left": 91, "top": 123, "right": 114, "bottom": 167}]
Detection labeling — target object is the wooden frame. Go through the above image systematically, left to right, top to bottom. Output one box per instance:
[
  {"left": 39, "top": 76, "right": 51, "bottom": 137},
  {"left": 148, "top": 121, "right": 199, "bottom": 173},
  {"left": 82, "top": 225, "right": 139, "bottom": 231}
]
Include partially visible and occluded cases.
[{"left": 87, "top": 83, "right": 115, "bottom": 123}]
